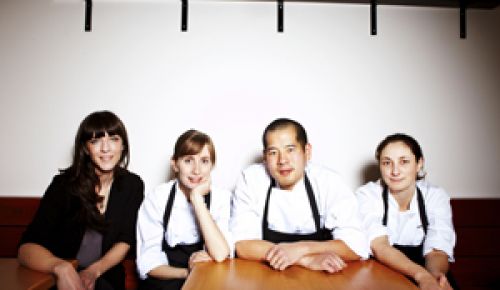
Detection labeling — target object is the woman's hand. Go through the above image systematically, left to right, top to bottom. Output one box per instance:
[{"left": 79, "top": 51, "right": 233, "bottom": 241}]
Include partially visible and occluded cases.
[
  {"left": 189, "top": 178, "right": 211, "bottom": 202},
  {"left": 188, "top": 250, "right": 213, "bottom": 271},
  {"left": 53, "top": 260, "right": 85, "bottom": 290},
  {"left": 79, "top": 266, "right": 101, "bottom": 290},
  {"left": 416, "top": 271, "right": 453, "bottom": 290},
  {"left": 435, "top": 272, "right": 453, "bottom": 290}
]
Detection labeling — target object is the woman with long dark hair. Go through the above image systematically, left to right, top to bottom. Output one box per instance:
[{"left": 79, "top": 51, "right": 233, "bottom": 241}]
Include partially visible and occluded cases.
[{"left": 18, "top": 111, "right": 144, "bottom": 290}]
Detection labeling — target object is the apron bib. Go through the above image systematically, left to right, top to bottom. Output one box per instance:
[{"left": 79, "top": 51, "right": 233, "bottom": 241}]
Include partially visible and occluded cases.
[
  {"left": 262, "top": 174, "right": 332, "bottom": 243},
  {"left": 140, "top": 183, "right": 210, "bottom": 290},
  {"left": 382, "top": 185, "right": 428, "bottom": 265},
  {"left": 382, "top": 186, "right": 459, "bottom": 289}
]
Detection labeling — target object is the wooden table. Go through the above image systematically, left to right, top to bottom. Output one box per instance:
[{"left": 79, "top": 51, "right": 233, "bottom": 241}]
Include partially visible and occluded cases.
[
  {"left": 0, "top": 258, "right": 77, "bottom": 290},
  {"left": 183, "top": 258, "right": 419, "bottom": 290}
]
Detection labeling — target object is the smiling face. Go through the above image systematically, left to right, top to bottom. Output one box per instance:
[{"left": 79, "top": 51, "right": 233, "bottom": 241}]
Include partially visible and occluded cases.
[
  {"left": 263, "top": 125, "right": 311, "bottom": 190},
  {"left": 86, "top": 132, "right": 124, "bottom": 175},
  {"left": 379, "top": 141, "right": 423, "bottom": 195},
  {"left": 172, "top": 145, "right": 213, "bottom": 194}
]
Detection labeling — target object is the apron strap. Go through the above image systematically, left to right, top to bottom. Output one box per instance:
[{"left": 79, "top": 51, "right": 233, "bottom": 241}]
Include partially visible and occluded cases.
[
  {"left": 262, "top": 174, "right": 322, "bottom": 237},
  {"left": 304, "top": 174, "right": 321, "bottom": 232},
  {"left": 262, "top": 179, "right": 275, "bottom": 236},
  {"left": 162, "top": 182, "right": 211, "bottom": 251},
  {"left": 382, "top": 185, "right": 428, "bottom": 234},
  {"left": 382, "top": 185, "right": 389, "bottom": 226},
  {"left": 416, "top": 187, "right": 428, "bottom": 234}
]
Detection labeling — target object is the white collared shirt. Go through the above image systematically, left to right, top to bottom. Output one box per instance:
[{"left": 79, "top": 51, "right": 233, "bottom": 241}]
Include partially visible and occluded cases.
[
  {"left": 230, "top": 163, "right": 369, "bottom": 259},
  {"left": 136, "top": 180, "right": 232, "bottom": 279},
  {"left": 355, "top": 180, "right": 456, "bottom": 261}
]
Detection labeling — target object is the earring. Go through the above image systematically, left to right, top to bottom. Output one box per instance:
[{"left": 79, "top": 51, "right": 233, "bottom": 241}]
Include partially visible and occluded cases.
[{"left": 417, "top": 168, "right": 426, "bottom": 179}]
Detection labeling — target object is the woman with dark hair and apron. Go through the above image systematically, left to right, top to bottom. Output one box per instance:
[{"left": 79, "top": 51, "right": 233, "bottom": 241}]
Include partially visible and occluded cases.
[
  {"left": 136, "top": 129, "right": 231, "bottom": 290},
  {"left": 356, "top": 133, "right": 457, "bottom": 290}
]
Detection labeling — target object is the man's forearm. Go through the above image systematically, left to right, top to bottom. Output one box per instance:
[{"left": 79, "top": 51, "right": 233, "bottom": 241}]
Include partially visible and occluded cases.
[
  {"left": 235, "top": 240, "right": 275, "bottom": 261},
  {"left": 298, "top": 240, "right": 360, "bottom": 261}
]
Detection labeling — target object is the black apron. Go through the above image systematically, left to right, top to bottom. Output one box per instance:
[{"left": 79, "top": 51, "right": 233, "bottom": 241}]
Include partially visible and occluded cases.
[
  {"left": 262, "top": 174, "right": 332, "bottom": 243},
  {"left": 139, "top": 183, "right": 210, "bottom": 290},
  {"left": 382, "top": 185, "right": 428, "bottom": 265},
  {"left": 382, "top": 186, "right": 459, "bottom": 289}
]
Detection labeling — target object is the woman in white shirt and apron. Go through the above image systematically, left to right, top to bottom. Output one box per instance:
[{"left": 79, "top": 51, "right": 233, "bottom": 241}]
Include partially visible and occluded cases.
[
  {"left": 136, "top": 129, "right": 231, "bottom": 290},
  {"left": 356, "top": 133, "right": 458, "bottom": 290}
]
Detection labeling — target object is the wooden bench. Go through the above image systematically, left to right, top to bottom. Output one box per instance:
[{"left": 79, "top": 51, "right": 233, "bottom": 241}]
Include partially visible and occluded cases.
[
  {"left": 0, "top": 197, "right": 139, "bottom": 290},
  {"left": 1, "top": 197, "right": 499, "bottom": 290},
  {"left": 450, "top": 199, "right": 500, "bottom": 290}
]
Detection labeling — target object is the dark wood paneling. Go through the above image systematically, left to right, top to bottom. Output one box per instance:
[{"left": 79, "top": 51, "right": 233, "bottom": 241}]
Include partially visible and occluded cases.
[
  {"left": 0, "top": 198, "right": 40, "bottom": 226},
  {"left": 0, "top": 198, "right": 40, "bottom": 258},
  {"left": 450, "top": 199, "right": 500, "bottom": 290},
  {"left": 452, "top": 199, "right": 500, "bottom": 227},
  {"left": 0, "top": 227, "right": 25, "bottom": 257},
  {"left": 454, "top": 228, "right": 500, "bottom": 256},
  {"left": 451, "top": 257, "right": 500, "bottom": 289}
]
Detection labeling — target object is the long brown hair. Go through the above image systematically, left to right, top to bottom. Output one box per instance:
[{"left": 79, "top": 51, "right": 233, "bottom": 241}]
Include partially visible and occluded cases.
[{"left": 61, "top": 110, "right": 130, "bottom": 231}]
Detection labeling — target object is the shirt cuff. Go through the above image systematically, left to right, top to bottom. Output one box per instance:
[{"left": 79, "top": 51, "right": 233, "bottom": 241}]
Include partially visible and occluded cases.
[
  {"left": 367, "top": 226, "right": 388, "bottom": 245},
  {"left": 335, "top": 229, "right": 370, "bottom": 259},
  {"left": 423, "top": 238, "right": 455, "bottom": 262},
  {"left": 137, "top": 251, "right": 169, "bottom": 280}
]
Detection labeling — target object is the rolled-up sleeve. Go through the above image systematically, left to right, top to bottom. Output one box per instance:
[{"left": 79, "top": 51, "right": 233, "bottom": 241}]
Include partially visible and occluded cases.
[
  {"left": 230, "top": 170, "right": 262, "bottom": 243},
  {"left": 327, "top": 180, "right": 370, "bottom": 259},
  {"left": 356, "top": 183, "right": 388, "bottom": 245},
  {"left": 136, "top": 186, "right": 169, "bottom": 280},
  {"left": 423, "top": 187, "right": 456, "bottom": 261},
  {"left": 212, "top": 188, "right": 235, "bottom": 257}
]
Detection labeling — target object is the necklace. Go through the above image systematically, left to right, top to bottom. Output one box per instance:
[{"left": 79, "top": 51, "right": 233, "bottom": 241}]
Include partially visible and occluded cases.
[{"left": 97, "top": 180, "right": 113, "bottom": 213}]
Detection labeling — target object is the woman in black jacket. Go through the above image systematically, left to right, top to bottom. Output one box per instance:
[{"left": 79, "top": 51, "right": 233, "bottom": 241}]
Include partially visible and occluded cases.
[{"left": 18, "top": 111, "right": 144, "bottom": 290}]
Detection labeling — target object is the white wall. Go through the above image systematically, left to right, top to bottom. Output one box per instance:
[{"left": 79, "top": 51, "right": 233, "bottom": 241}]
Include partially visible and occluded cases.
[{"left": 1, "top": 0, "right": 499, "bottom": 198}]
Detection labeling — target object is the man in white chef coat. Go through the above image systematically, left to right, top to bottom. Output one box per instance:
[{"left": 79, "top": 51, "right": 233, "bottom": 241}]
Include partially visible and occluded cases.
[{"left": 230, "top": 118, "right": 369, "bottom": 273}]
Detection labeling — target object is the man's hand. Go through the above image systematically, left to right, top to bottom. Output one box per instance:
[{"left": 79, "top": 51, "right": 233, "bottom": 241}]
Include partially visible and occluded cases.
[
  {"left": 265, "top": 242, "right": 306, "bottom": 270},
  {"left": 298, "top": 252, "right": 346, "bottom": 273}
]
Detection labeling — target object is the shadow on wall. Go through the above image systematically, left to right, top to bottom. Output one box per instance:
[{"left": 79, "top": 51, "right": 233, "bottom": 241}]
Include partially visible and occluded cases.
[
  {"left": 165, "top": 151, "right": 263, "bottom": 189},
  {"left": 227, "top": 152, "right": 263, "bottom": 192},
  {"left": 249, "top": 153, "right": 263, "bottom": 166},
  {"left": 359, "top": 161, "right": 380, "bottom": 185},
  {"left": 166, "top": 166, "right": 175, "bottom": 182}
]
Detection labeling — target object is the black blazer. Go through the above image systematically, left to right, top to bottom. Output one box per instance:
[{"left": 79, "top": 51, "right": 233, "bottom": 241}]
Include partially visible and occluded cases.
[{"left": 20, "top": 168, "right": 144, "bottom": 289}]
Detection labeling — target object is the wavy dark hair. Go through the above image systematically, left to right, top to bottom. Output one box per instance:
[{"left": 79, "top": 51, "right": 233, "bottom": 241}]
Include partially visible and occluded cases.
[
  {"left": 61, "top": 111, "right": 130, "bottom": 232},
  {"left": 375, "top": 133, "right": 426, "bottom": 180}
]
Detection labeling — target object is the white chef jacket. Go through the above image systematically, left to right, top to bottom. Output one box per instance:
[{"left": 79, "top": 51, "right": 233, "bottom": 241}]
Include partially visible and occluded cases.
[
  {"left": 230, "top": 163, "right": 369, "bottom": 259},
  {"left": 356, "top": 179, "right": 456, "bottom": 261},
  {"left": 136, "top": 180, "right": 232, "bottom": 279}
]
